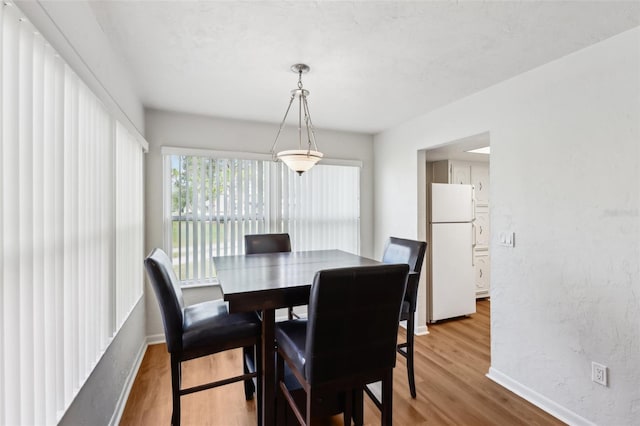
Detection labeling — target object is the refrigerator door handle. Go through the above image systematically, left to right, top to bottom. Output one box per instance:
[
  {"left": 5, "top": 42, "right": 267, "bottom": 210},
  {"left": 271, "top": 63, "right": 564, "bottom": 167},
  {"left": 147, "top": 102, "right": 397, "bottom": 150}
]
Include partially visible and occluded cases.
[
  {"left": 472, "top": 193, "right": 476, "bottom": 221},
  {"left": 471, "top": 222, "right": 477, "bottom": 267}
]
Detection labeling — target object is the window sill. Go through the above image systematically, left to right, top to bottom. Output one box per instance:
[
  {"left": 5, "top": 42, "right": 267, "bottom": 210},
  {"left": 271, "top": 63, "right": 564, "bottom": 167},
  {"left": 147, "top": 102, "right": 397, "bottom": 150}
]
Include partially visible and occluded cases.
[{"left": 180, "top": 279, "right": 219, "bottom": 289}]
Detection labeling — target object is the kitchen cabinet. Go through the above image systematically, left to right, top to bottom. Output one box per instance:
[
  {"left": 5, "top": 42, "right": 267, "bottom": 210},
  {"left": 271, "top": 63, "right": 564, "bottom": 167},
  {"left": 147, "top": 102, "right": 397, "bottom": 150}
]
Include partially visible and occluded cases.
[
  {"left": 432, "top": 160, "right": 488, "bottom": 200},
  {"left": 451, "top": 163, "right": 471, "bottom": 185},
  {"left": 471, "top": 165, "right": 489, "bottom": 206},
  {"left": 474, "top": 208, "right": 490, "bottom": 248},
  {"left": 474, "top": 252, "right": 490, "bottom": 298}
]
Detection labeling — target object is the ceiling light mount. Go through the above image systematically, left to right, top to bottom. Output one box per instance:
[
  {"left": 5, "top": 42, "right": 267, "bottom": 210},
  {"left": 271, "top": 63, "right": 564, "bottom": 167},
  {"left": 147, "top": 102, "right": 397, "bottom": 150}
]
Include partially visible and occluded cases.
[
  {"left": 270, "top": 63, "right": 323, "bottom": 175},
  {"left": 291, "top": 63, "right": 310, "bottom": 74}
]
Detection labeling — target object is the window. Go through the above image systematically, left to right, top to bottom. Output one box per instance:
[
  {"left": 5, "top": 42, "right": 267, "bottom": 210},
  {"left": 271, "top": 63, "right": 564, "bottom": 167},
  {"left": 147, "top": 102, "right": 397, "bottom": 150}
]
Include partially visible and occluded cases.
[
  {"left": 0, "top": 4, "right": 146, "bottom": 424},
  {"left": 164, "top": 148, "right": 360, "bottom": 284},
  {"left": 168, "top": 155, "right": 270, "bottom": 281}
]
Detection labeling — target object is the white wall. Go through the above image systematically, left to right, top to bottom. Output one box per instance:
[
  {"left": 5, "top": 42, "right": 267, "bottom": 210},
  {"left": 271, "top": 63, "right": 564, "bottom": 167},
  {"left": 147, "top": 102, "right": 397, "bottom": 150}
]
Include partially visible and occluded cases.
[
  {"left": 374, "top": 27, "right": 640, "bottom": 425},
  {"left": 144, "top": 109, "right": 375, "bottom": 337}
]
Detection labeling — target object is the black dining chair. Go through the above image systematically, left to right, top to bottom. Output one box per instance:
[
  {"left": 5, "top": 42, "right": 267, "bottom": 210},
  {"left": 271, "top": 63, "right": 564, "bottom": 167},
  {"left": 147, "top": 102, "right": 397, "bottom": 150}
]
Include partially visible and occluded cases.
[
  {"left": 245, "top": 232, "right": 292, "bottom": 255},
  {"left": 245, "top": 233, "right": 298, "bottom": 319},
  {"left": 380, "top": 236, "right": 427, "bottom": 399},
  {"left": 144, "top": 248, "right": 262, "bottom": 426},
  {"left": 275, "top": 264, "right": 409, "bottom": 426}
]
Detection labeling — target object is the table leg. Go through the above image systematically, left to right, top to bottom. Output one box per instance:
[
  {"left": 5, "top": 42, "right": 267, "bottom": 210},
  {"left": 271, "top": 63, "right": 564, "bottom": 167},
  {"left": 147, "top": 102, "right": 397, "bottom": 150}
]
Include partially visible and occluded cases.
[{"left": 261, "top": 309, "right": 276, "bottom": 426}]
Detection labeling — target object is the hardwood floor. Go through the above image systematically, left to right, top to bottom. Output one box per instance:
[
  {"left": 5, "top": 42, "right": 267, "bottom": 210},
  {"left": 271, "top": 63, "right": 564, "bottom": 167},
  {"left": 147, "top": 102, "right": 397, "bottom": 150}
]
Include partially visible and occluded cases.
[{"left": 120, "top": 300, "right": 564, "bottom": 425}]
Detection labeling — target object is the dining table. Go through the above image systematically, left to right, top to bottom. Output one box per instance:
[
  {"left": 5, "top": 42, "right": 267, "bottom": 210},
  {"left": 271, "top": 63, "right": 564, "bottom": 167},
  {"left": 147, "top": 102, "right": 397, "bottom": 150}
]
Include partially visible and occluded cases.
[{"left": 212, "top": 249, "right": 382, "bottom": 426}]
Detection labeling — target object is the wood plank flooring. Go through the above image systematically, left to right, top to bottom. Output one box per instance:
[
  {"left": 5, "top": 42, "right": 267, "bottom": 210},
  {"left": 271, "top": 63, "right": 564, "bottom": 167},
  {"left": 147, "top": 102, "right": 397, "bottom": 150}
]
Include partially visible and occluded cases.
[{"left": 120, "top": 300, "right": 565, "bottom": 425}]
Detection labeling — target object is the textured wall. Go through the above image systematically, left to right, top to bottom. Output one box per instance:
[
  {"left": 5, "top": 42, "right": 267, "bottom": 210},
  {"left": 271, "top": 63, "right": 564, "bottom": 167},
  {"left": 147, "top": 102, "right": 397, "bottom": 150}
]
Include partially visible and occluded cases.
[{"left": 374, "top": 28, "right": 640, "bottom": 424}]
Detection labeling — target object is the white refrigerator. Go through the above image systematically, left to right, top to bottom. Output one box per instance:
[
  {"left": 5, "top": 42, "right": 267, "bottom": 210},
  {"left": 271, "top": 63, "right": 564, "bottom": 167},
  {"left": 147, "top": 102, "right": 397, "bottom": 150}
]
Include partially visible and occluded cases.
[{"left": 428, "top": 183, "right": 476, "bottom": 322}]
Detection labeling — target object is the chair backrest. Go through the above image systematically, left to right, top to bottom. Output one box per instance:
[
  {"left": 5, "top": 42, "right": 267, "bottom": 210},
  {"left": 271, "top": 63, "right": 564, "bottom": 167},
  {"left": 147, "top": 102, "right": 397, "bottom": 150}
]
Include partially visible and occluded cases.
[
  {"left": 245, "top": 233, "right": 292, "bottom": 254},
  {"left": 382, "top": 237, "right": 427, "bottom": 312},
  {"left": 382, "top": 237, "right": 427, "bottom": 275},
  {"left": 144, "top": 248, "right": 185, "bottom": 353},
  {"left": 305, "top": 264, "right": 409, "bottom": 385}
]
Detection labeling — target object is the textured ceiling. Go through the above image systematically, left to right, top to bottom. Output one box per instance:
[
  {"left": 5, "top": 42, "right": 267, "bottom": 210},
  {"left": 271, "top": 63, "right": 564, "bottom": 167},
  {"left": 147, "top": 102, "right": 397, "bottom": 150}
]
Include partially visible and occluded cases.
[{"left": 90, "top": 1, "right": 640, "bottom": 134}]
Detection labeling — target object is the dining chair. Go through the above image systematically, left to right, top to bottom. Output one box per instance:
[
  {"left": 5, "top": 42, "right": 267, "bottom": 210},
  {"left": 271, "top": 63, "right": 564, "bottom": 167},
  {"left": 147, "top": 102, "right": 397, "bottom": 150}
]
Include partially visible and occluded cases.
[
  {"left": 244, "top": 232, "right": 292, "bottom": 255},
  {"left": 245, "top": 233, "right": 298, "bottom": 319},
  {"left": 380, "top": 236, "right": 428, "bottom": 399},
  {"left": 144, "top": 248, "right": 262, "bottom": 426},
  {"left": 274, "top": 264, "right": 409, "bottom": 426}
]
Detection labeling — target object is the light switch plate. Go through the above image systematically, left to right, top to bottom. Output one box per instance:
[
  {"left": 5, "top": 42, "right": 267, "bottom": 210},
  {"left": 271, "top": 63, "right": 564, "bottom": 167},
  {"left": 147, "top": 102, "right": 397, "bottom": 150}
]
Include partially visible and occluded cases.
[{"left": 498, "top": 231, "right": 515, "bottom": 247}]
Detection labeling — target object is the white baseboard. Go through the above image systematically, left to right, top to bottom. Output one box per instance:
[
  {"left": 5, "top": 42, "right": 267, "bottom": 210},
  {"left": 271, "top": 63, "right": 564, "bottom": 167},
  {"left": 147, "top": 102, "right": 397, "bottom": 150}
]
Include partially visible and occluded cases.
[
  {"left": 399, "top": 320, "right": 429, "bottom": 335},
  {"left": 414, "top": 325, "right": 429, "bottom": 335},
  {"left": 146, "top": 333, "right": 166, "bottom": 345},
  {"left": 109, "top": 340, "right": 148, "bottom": 426},
  {"left": 486, "top": 367, "right": 595, "bottom": 426}
]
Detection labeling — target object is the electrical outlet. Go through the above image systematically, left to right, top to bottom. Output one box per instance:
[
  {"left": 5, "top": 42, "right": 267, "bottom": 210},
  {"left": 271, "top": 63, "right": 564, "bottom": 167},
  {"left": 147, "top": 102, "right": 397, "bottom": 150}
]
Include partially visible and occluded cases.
[{"left": 592, "top": 362, "right": 608, "bottom": 386}]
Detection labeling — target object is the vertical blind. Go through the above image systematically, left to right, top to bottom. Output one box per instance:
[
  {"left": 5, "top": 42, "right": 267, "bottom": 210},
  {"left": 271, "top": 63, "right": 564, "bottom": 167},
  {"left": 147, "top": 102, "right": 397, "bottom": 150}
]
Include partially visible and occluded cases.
[
  {"left": 0, "top": 4, "right": 145, "bottom": 425},
  {"left": 115, "top": 122, "right": 145, "bottom": 329},
  {"left": 166, "top": 151, "right": 360, "bottom": 284},
  {"left": 168, "top": 156, "right": 270, "bottom": 282},
  {"left": 281, "top": 163, "right": 360, "bottom": 254}
]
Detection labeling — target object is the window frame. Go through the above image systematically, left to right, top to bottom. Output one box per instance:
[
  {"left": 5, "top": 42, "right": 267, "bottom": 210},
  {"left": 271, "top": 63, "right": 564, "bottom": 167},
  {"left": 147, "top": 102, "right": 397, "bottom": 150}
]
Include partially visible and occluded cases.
[{"left": 162, "top": 146, "right": 362, "bottom": 287}]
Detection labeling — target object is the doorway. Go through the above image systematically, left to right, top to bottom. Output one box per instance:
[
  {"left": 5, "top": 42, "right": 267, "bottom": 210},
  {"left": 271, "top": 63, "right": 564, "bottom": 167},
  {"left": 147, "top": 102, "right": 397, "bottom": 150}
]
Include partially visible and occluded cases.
[{"left": 417, "top": 132, "right": 490, "bottom": 328}]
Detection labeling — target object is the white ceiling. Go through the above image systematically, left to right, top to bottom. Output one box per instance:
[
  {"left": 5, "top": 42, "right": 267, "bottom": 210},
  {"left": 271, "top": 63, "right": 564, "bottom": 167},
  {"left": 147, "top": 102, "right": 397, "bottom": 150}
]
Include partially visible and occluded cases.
[{"left": 89, "top": 1, "right": 640, "bottom": 134}]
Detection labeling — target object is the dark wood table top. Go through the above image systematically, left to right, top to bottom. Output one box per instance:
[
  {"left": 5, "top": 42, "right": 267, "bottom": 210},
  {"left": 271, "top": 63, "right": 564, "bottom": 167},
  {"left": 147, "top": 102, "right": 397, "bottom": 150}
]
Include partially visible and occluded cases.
[{"left": 213, "top": 249, "right": 381, "bottom": 312}]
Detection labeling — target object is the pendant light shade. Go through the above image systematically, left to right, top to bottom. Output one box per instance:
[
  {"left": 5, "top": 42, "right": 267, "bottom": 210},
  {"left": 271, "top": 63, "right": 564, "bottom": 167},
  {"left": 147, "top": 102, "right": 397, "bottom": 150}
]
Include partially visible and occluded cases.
[
  {"left": 270, "top": 64, "right": 323, "bottom": 175},
  {"left": 277, "top": 149, "right": 323, "bottom": 175}
]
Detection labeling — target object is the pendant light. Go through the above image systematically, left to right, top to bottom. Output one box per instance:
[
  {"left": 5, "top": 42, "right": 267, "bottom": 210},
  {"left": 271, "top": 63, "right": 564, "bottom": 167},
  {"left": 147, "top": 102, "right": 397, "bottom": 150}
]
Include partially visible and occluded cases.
[{"left": 270, "top": 64, "right": 323, "bottom": 175}]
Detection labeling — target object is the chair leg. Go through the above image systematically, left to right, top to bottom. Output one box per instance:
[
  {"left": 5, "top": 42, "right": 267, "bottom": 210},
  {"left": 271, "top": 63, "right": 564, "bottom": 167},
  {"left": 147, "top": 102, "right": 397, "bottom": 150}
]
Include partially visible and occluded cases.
[
  {"left": 288, "top": 306, "right": 303, "bottom": 320},
  {"left": 406, "top": 316, "right": 417, "bottom": 398},
  {"left": 256, "top": 340, "right": 263, "bottom": 424},
  {"left": 243, "top": 346, "right": 255, "bottom": 400},
  {"left": 276, "top": 352, "right": 286, "bottom": 425},
  {"left": 170, "top": 355, "right": 181, "bottom": 426},
  {"left": 381, "top": 370, "right": 393, "bottom": 426},
  {"left": 305, "top": 388, "right": 313, "bottom": 426},
  {"left": 352, "top": 388, "right": 363, "bottom": 426},
  {"left": 343, "top": 390, "right": 353, "bottom": 426}
]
